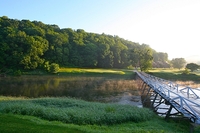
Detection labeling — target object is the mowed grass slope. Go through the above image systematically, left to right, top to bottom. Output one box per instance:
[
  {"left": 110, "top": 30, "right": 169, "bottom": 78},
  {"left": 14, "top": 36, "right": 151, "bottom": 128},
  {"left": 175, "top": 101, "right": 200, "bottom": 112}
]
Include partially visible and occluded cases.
[
  {"left": 57, "top": 68, "right": 134, "bottom": 79},
  {"left": 59, "top": 68, "right": 126, "bottom": 74},
  {"left": 148, "top": 68, "right": 200, "bottom": 81},
  {"left": 0, "top": 114, "right": 83, "bottom": 133}
]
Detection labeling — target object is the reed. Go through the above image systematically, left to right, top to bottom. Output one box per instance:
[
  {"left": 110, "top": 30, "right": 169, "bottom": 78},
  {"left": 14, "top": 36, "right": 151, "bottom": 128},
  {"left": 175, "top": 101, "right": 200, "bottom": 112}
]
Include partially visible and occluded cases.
[
  {"left": 0, "top": 75, "right": 138, "bottom": 101},
  {"left": 0, "top": 97, "right": 154, "bottom": 125}
]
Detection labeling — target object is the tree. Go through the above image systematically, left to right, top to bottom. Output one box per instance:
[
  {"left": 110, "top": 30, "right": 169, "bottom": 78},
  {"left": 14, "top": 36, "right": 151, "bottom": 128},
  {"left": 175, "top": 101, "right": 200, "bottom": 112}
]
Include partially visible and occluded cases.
[
  {"left": 0, "top": 16, "right": 172, "bottom": 71},
  {"left": 96, "top": 35, "right": 113, "bottom": 68},
  {"left": 20, "top": 36, "right": 49, "bottom": 69},
  {"left": 79, "top": 43, "right": 98, "bottom": 67},
  {"left": 129, "top": 44, "right": 153, "bottom": 71},
  {"left": 171, "top": 58, "right": 186, "bottom": 69},
  {"left": 186, "top": 63, "right": 200, "bottom": 72}
]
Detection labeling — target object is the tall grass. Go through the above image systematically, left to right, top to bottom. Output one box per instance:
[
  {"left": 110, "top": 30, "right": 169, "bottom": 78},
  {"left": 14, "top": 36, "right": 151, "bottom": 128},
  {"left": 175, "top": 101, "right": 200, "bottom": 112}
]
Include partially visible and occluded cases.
[
  {"left": 0, "top": 75, "right": 138, "bottom": 101},
  {"left": 0, "top": 97, "right": 154, "bottom": 125}
]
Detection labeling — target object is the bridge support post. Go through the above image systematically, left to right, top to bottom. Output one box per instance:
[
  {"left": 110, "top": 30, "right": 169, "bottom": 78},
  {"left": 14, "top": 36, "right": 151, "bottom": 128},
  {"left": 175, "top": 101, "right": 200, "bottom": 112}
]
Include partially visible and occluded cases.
[
  {"left": 141, "top": 83, "right": 147, "bottom": 95},
  {"left": 142, "top": 86, "right": 151, "bottom": 103},
  {"left": 151, "top": 93, "right": 158, "bottom": 109},
  {"left": 165, "top": 105, "right": 173, "bottom": 119}
]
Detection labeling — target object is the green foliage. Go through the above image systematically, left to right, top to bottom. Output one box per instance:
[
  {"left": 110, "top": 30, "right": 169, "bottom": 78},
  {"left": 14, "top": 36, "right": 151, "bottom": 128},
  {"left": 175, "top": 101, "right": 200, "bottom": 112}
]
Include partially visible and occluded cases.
[
  {"left": 0, "top": 16, "right": 168, "bottom": 72},
  {"left": 129, "top": 44, "right": 153, "bottom": 71},
  {"left": 152, "top": 51, "right": 170, "bottom": 68},
  {"left": 153, "top": 51, "right": 168, "bottom": 62},
  {"left": 171, "top": 58, "right": 186, "bottom": 69},
  {"left": 43, "top": 61, "right": 50, "bottom": 71},
  {"left": 49, "top": 63, "right": 59, "bottom": 73},
  {"left": 186, "top": 63, "right": 200, "bottom": 72},
  {"left": 182, "top": 68, "right": 190, "bottom": 75},
  {"left": 13, "top": 70, "right": 22, "bottom": 76},
  {"left": 0, "top": 97, "right": 154, "bottom": 125},
  {"left": 0, "top": 98, "right": 198, "bottom": 133},
  {"left": 105, "top": 106, "right": 116, "bottom": 113}
]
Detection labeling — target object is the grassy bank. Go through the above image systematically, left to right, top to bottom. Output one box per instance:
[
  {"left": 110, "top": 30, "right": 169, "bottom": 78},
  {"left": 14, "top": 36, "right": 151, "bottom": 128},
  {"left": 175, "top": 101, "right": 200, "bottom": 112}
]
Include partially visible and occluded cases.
[
  {"left": 148, "top": 68, "right": 200, "bottom": 82},
  {"left": 0, "top": 97, "right": 153, "bottom": 125},
  {"left": 1, "top": 97, "right": 199, "bottom": 133},
  {"left": 0, "top": 113, "right": 83, "bottom": 133},
  {"left": 1, "top": 113, "right": 197, "bottom": 133}
]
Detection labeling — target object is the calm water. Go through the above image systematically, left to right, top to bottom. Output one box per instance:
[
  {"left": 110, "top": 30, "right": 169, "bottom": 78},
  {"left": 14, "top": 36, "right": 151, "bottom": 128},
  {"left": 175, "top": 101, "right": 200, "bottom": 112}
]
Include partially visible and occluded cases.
[{"left": 0, "top": 75, "right": 139, "bottom": 102}]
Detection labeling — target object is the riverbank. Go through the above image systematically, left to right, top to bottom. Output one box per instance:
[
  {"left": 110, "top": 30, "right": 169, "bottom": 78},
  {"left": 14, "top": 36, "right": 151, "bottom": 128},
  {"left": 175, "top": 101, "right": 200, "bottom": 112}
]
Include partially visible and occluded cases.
[{"left": 0, "top": 96, "right": 198, "bottom": 133}]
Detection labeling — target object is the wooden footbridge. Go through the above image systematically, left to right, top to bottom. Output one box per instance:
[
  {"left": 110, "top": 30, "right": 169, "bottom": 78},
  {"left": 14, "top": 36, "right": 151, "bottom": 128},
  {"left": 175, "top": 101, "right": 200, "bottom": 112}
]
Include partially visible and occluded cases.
[{"left": 135, "top": 71, "right": 200, "bottom": 125}]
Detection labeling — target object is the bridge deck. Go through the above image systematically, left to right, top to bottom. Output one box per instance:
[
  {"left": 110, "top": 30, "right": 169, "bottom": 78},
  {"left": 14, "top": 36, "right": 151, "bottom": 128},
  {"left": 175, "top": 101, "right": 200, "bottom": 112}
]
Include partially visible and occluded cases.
[{"left": 136, "top": 71, "right": 200, "bottom": 124}]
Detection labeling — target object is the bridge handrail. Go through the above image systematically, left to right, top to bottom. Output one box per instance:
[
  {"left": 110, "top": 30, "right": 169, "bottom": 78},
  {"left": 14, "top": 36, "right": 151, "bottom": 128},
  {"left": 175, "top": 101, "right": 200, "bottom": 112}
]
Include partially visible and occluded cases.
[
  {"left": 136, "top": 71, "right": 200, "bottom": 123},
  {"left": 136, "top": 71, "right": 200, "bottom": 99},
  {"left": 151, "top": 81, "right": 200, "bottom": 117},
  {"left": 180, "top": 87, "right": 200, "bottom": 99}
]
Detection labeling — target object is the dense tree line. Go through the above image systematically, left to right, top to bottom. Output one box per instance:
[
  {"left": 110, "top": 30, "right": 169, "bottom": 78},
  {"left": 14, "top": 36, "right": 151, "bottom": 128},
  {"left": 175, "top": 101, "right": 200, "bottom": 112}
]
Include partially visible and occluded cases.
[{"left": 0, "top": 16, "right": 169, "bottom": 73}]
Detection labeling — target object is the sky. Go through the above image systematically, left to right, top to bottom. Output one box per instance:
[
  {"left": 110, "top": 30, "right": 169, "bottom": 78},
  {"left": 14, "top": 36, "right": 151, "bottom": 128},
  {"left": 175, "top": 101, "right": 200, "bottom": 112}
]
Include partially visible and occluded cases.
[{"left": 0, "top": 0, "right": 200, "bottom": 61}]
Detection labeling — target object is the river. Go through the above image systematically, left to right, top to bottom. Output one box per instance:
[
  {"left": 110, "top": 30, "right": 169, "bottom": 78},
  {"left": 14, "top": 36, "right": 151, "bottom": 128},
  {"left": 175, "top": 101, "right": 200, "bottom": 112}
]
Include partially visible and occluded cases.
[{"left": 0, "top": 75, "right": 141, "bottom": 106}]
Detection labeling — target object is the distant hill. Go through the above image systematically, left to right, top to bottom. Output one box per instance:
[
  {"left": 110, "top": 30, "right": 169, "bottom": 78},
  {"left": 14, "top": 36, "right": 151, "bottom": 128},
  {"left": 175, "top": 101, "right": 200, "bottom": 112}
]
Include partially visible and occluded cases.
[{"left": 0, "top": 16, "right": 170, "bottom": 72}]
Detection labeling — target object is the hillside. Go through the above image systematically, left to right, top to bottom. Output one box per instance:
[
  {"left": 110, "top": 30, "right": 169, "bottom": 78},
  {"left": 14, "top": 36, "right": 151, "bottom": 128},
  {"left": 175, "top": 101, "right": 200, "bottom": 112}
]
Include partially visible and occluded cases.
[{"left": 0, "top": 16, "right": 169, "bottom": 72}]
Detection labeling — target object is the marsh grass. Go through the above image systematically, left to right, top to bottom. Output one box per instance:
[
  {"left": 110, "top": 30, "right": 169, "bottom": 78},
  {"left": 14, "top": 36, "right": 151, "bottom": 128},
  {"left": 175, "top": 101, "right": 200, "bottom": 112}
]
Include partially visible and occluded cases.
[
  {"left": 0, "top": 73, "right": 138, "bottom": 101},
  {"left": 0, "top": 97, "right": 154, "bottom": 125}
]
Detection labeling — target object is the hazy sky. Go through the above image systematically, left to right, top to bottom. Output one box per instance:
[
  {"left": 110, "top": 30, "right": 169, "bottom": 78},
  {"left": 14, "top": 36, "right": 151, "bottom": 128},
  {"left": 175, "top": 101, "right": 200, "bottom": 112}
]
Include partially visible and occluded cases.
[{"left": 0, "top": 0, "right": 200, "bottom": 60}]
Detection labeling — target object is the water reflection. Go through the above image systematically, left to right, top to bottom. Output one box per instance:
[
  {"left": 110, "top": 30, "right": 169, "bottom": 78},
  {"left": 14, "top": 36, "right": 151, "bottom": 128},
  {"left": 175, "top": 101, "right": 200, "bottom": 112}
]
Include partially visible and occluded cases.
[{"left": 0, "top": 75, "right": 138, "bottom": 102}]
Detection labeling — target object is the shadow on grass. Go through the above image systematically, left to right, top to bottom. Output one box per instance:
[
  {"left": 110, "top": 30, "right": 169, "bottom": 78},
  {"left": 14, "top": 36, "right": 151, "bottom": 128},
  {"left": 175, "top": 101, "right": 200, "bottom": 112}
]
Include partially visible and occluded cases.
[{"left": 0, "top": 114, "right": 83, "bottom": 133}]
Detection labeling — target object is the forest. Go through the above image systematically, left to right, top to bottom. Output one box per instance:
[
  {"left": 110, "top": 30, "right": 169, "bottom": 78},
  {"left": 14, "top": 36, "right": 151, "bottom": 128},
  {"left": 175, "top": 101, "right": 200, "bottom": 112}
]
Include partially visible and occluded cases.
[{"left": 0, "top": 16, "right": 169, "bottom": 73}]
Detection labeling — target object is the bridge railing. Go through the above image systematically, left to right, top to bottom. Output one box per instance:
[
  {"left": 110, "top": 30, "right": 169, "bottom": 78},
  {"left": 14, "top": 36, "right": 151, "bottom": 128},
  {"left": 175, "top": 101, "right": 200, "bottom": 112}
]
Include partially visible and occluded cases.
[
  {"left": 136, "top": 71, "right": 200, "bottom": 124},
  {"left": 137, "top": 71, "right": 200, "bottom": 98},
  {"left": 180, "top": 87, "right": 200, "bottom": 99}
]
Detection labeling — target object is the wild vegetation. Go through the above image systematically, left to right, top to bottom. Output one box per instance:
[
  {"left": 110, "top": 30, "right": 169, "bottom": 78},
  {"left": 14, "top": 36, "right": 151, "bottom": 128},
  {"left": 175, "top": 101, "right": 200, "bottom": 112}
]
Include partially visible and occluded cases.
[
  {"left": 1, "top": 15, "right": 200, "bottom": 132},
  {"left": 0, "top": 16, "right": 170, "bottom": 74},
  {"left": 0, "top": 69, "right": 138, "bottom": 100},
  {"left": 1, "top": 69, "right": 200, "bottom": 132},
  {"left": 1, "top": 96, "right": 199, "bottom": 133},
  {"left": 0, "top": 97, "right": 154, "bottom": 125}
]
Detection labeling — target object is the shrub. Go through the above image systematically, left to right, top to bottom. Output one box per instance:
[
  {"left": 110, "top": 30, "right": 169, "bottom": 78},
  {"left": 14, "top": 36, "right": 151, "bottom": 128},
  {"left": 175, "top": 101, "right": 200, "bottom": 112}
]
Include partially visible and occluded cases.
[
  {"left": 49, "top": 63, "right": 59, "bottom": 73},
  {"left": 182, "top": 68, "right": 190, "bottom": 75},
  {"left": 13, "top": 70, "right": 22, "bottom": 76}
]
